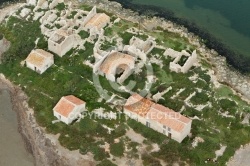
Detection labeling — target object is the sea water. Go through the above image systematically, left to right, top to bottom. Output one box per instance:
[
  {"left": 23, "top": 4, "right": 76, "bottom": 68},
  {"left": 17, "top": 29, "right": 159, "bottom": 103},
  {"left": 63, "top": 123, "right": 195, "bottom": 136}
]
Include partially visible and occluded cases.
[
  {"left": 126, "top": 0, "right": 250, "bottom": 57},
  {"left": 0, "top": 89, "right": 34, "bottom": 166}
]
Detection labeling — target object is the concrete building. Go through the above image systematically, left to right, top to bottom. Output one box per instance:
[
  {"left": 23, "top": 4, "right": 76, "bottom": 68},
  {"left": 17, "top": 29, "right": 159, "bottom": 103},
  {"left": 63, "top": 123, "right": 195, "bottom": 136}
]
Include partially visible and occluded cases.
[
  {"left": 48, "top": 29, "right": 79, "bottom": 57},
  {"left": 164, "top": 48, "right": 197, "bottom": 73},
  {"left": 25, "top": 49, "right": 54, "bottom": 74},
  {"left": 94, "top": 51, "right": 135, "bottom": 83},
  {"left": 124, "top": 93, "right": 192, "bottom": 143},
  {"left": 53, "top": 95, "right": 86, "bottom": 125}
]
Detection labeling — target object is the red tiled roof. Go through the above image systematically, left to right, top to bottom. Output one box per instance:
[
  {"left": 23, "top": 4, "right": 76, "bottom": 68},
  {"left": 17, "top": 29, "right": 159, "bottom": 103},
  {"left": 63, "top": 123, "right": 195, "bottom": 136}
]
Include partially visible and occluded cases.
[
  {"left": 85, "top": 13, "right": 110, "bottom": 29},
  {"left": 25, "top": 49, "right": 53, "bottom": 68},
  {"left": 99, "top": 51, "right": 134, "bottom": 74},
  {"left": 124, "top": 93, "right": 153, "bottom": 117},
  {"left": 124, "top": 94, "right": 191, "bottom": 132},
  {"left": 53, "top": 95, "right": 85, "bottom": 118},
  {"left": 64, "top": 95, "right": 86, "bottom": 105},
  {"left": 147, "top": 104, "right": 191, "bottom": 132},
  {"left": 151, "top": 104, "right": 191, "bottom": 124}
]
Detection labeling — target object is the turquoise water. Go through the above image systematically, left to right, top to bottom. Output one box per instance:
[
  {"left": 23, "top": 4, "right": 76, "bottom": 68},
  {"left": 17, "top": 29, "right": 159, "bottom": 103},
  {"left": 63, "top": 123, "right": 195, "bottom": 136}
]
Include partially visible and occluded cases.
[{"left": 130, "top": 0, "right": 250, "bottom": 57}]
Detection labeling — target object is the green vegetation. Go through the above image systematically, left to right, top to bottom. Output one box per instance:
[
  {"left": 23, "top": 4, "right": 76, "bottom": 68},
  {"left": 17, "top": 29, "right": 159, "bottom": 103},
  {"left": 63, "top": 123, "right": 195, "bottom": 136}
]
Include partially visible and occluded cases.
[
  {"left": 55, "top": 3, "right": 66, "bottom": 11},
  {"left": 0, "top": 4, "right": 250, "bottom": 166},
  {"left": 80, "top": 4, "right": 93, "bottom": 11},
  {"left": 67, "top": 11, "right": 78, "bottom": 19},
  {"left": 78, "top": 30, "right": 89, "bottom": 39},
  {"left": 119, "top": 32, "right": 134, "bottom": 45},
  {"left": 100, "top": 41, "right": 115, "bottom": 50},
  {"left": 177, "top": 55, "right": 188, "bottom": 66},
  {"left": 190, "top": 91, "right": 209, "bottom": 105},
  {"left": 128, "top": 119, "right": 166, "bottom": 144},
  {"left": 110, "top": 141, "right": 125, "bottom": 157},
  {"left": 142, "top": 153, "right": 161, "bottom": 166}
]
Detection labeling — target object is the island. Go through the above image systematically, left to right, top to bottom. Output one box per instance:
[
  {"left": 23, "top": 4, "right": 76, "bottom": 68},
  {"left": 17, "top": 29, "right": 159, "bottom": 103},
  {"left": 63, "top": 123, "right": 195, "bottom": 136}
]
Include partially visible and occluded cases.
[{"left": 0, "top": 0, "right": 250, "bottom": 165}]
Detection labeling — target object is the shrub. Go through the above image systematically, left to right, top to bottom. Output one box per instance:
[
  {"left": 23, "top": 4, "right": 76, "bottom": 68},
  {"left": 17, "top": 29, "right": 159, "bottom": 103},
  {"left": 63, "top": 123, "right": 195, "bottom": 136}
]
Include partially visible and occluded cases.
[
  {"left": 56, "top": 3, "right": 66, "bottom": 11},
  {"left": 79, "top": 30, "right": 89, "bottom": 39},
  {"left": 119, "top": 32, "right": 134, "bottom": 45},
  {"left": 190, "top": 91, "right": 209, "bottom": 105},
  {"left": 219, "top": 99, "right": 237, "bottom": 111},
  {"left": 79, "top": 117, "right": 98, "bottom": 133},
  {"left": 111, "top": 124, "right": 127, "bottom": 138},
  {"left": 110, "top": 141, "right": 124, "bottom": 157},
  {"left": 90, "top": 146, "right": 109, "bottom": 161},
  {"left": 142, "top": 153, "right": 161, "bottom": 166}
]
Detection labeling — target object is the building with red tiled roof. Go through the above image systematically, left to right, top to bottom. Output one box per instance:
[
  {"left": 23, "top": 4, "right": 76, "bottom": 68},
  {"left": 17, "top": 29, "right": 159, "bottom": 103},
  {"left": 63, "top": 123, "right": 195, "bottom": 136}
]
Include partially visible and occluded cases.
[
  {"left": 82, "top": 6, "right": 110, "bottom": 32},
  {"left": 25, "top": 49, "right": 54, "bottom": 74},
  {"left": 94, "top": 51, "right": 135, "bottom": 83},
  {"left": 124, "top": 93, "right": 192, "bottom": 143},
  {"left": 53, "top": 95, "right": 86, "bottom": 124}
]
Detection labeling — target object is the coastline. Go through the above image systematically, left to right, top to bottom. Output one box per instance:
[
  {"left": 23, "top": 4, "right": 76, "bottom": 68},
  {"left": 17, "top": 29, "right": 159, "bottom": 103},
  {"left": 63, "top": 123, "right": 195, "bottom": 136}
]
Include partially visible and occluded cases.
[
  {"left": 0, "top": 0, "right": 250, "bottom": 165},
  {"left": 82, "top": 0, "right": 250, "bottom": 101},
  {"left": 108, "top": 0, "right": 250, "bottom": 73},
  {"left": 0, "top": 74, "right": 95, "bottom": 166},
  {"left": 0, "top": 84, "right": 34, "bottom": 166}
]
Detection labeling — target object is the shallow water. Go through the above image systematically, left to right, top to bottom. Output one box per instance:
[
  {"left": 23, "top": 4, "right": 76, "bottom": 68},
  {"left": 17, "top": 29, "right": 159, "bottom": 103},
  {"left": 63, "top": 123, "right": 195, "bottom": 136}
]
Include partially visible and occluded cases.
[{"left": 0, "top": 89, "right": 34, "bottom": 166}]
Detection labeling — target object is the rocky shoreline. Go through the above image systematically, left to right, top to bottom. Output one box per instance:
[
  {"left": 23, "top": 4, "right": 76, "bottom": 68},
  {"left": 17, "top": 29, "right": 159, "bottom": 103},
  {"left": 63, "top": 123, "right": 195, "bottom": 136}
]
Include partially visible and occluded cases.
[
  {"left": 0, "top": 0, "right": 250, "bottom": 165},
  {"left": 82, "top": 0, "right": 250, "bottom": 102},
  {"left": 108, "top": 0, "right": 250, "bottom": 73},
  {"left": 0, "top": 74, "right": 95, "bottom": 166}
]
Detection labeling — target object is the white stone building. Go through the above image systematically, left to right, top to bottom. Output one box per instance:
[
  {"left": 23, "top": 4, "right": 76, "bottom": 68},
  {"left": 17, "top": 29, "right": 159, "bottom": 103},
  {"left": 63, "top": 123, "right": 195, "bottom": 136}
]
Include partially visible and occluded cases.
[
  {"left": 82, "top": 6, "right": 110, "bottom": 31},
  {"left": 48, "top": 29, "right": 80, "bottom": 57},
  {"left": 123, "top": 36, "right": 156, "bottom": 62},
  {"left": 129, "top": 36, "right": 156, "bottom": 55},
  {"left": 164, "top": 48, "right": 197, "bottom": 73},
  {"left": 25, "top": 49, "right": 54, "bottom": 74},
  {"left": 94, "top": 51, "right": 135, "bottom": 83},
  {"left": 124, "top": 93, "right": 192, "bottom": 143},
  {"left": 53, "top": 95, "right": 86, "bottom": 125}
]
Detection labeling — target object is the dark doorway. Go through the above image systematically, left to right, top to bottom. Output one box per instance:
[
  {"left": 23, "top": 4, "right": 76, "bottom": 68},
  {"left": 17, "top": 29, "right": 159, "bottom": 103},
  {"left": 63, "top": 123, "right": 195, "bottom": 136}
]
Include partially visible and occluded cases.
[
  {"left": 115, "top": 67, "right": 125, "bottom": 79},
  {"left": 168, "top": 133, "right": 172, "bottom": 139}
]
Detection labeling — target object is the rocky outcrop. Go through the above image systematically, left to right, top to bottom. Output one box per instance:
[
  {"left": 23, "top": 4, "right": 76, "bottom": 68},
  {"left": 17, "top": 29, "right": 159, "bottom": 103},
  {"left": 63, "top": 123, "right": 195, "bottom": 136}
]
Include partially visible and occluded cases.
[
  {"left": 0, "top": 37, "right": 11, "bottom": 63},
  {"left": 210, "top": 56, "right": 250, "bottom": 100},
  {"left": 0, "top": 74, "right": 95, "bottom": 166}
]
